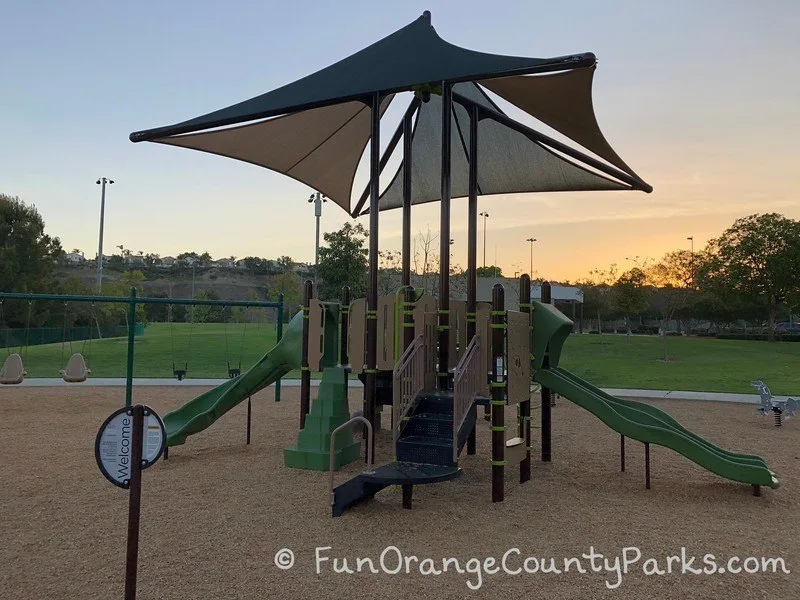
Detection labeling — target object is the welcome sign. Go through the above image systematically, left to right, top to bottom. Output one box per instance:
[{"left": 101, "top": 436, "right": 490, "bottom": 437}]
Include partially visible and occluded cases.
[{"left": 95, "top": 406, "right": 166, "bottom": 488}]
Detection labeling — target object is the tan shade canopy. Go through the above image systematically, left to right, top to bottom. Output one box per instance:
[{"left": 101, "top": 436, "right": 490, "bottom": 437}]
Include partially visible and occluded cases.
[
  {"left": 478, "top": 68, "right": 640, "bottom": 179},
  {"left": 372, "top": 81, "right": 628, "bottom": 213},
  {"left": 154, "top": 96, "right": 394, "bottom": 213}
]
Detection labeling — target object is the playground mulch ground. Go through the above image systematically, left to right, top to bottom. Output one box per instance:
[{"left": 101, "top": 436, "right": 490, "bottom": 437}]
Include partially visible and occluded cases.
[{"left": 1, "top": 385, "right": 797, "bottom": 599}]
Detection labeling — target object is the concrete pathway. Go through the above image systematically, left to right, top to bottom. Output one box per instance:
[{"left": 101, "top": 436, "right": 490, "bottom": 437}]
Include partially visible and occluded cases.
[{"left": 6, "top": 377, "right": 791, "bottom": 404}]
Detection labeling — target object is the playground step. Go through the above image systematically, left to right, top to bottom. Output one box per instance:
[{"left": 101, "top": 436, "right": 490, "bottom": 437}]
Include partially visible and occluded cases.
[
  {"left": 415, "top": 391, "right": 454, "bottom": 415},
  {"left": 401, "top": 412, "right": 453, "bottom": 438},
  {"left": 397, "top": 434, "right": 455, "bottom": 466},
  {"left": 361, "top": 461, "right": 462, "bottom": 485},
  {"left": 332, "top": 462, "right": 462, "bottom": 517},
  {"left": 331, "top": 475, "right": 387, "bottom": 517}
]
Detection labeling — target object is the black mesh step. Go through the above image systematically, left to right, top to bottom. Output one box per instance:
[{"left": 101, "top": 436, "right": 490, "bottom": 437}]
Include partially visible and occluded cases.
[
  {"left": 415, "top": 393, "right": 454, "bottom": 415},
  {"left": 400, "top": 412, "right": 453, "bottom": 438},
  {"left": 397, "top": 435, "right": 455, "bottom": 466},
  {"left": 361, "top": 461, "right": 461, "bottom": 485}
]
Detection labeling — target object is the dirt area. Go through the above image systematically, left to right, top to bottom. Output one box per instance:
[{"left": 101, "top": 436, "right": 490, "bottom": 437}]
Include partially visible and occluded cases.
[{"left": 1, "top": 386, "right": 797, "bottom": 599}]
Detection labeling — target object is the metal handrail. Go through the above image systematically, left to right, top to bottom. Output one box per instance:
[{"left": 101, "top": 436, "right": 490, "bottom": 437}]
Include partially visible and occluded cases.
[
  {"left": 392, "top": 334, "right": 425, "bottom": 451},
  {"left": 453, "top": 336, "right": 480, "bottom": 462},
  {"left": 329, "top": 416, "right": 374, "bottom": 507}
]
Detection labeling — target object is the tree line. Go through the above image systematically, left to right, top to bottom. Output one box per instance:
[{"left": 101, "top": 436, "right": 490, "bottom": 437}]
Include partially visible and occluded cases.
[{"left": 576, "top": 213, "right": 800, "bottom": 342}]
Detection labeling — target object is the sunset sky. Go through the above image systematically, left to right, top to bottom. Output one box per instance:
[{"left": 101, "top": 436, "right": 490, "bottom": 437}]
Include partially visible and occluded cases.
[{"left": 3, "top": 1, "right": 798, "bottom": 282}]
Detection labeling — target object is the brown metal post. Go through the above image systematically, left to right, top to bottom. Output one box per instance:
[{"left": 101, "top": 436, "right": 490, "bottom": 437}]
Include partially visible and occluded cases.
[
  {"left": 437, "top": 82, "right": 452, "bottom": 390},
  {"left": 364, "top": 91, "right": 381, "bottom": 462},
  {"left": 466, "top": 104, "right": 478, "bottom": 343},
  {"left": 402, "top": 108, "right": 416, "bottom": 353},
  {"left": 518, "top": 274, "right": 531, "bottom": 484},
  {"left": 300, "top": 280, "right": 312, "bottom": 429},
  {"left": 541, "top": 281, "right": 552, "bottom": 462},
  {"left": 491, "top": 283, "right": 505, "bottom": 502},
  {"left": 340, "top": 286, "right": 350, "bottom": 366},
  {"left": 246, "top": 396, "right": 251, "bottom": 445},
  {"left": 124, "top": 404, "right": 144, "bottom": 600},
  {"left": 620, "top": 434, "right": 626, "bottom": 472},
  {"left": 645, "top": 442, "right": 651, "bottom": 489},
  {"left": 402, "top": 484, "right": 413, "bottom": 509}
]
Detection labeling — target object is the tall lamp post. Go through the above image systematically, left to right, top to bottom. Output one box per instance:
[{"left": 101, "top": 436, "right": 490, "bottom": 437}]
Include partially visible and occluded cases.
[
  {"left": 96, "top": 177, "right": 114, "bottom": 292},
  {"left": 308, "top": 192, "right": 327, "bottom": 287},
  {"left": 479, "top": 211, "right": 489, "bottom": 271},
  {"left": 687, "top": 236, "right": 694, "bottom": 288},
  {"left": 526, "top": 237, "right": 537, "bottom": 278}
]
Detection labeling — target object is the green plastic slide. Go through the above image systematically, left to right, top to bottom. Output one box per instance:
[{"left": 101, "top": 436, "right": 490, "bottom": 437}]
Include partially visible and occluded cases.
[
  {"left": 163, "top": 312, "right": 304, "bottom": 446},
  {"left": 534, "top": 366, "right": 779, "bottom": 489}
]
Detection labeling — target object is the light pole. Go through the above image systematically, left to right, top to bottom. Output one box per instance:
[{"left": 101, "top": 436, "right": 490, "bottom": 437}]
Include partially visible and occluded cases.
[
  {"left": 96, "top": 177, "right": 114, "bottom": 292},
  {"left": 308, "top": 192, "right": 327, "bottom": 287},
  {"left": 479, "top": 211, "right": 489, "bottom": 271},
  {"left": 687, "top": 236, "right": 694, "bottom": 288},
  {"left": 526, "top": 237, "right": 537, "bottom": 278}
]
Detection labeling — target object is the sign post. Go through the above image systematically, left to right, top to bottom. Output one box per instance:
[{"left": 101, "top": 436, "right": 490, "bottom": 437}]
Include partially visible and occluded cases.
[{"left": 95, "top": 404, "right": 165, "bottom": 600}]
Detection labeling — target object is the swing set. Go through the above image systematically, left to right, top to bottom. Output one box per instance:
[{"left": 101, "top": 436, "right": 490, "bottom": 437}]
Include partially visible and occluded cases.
[
  {"left": 0, "top": 290, "right": 284, "bottom": 386},
  {"left": 0, "top": 299, "right": 96, "bottom": 384},
  {"left": 0, "top": 300, "right": 31, "bottom": 385},
  {"left": 58, "top": 302, "right": 93, "bottom": 383}
]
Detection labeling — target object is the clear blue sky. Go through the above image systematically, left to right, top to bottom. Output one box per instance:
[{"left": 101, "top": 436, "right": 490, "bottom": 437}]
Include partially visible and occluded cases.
[{"left": 3, "top": 0, "right": 798, "bottom": 280}]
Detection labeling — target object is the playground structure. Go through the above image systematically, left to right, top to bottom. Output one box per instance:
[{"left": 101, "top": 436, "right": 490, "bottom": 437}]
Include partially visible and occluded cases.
[
  {"left": 125, "top": 11, "right": 779, "bottom": 515},
  {"left": 275, "top": 276, "right": 779, "bottom": 516},
  {"left": 752, "top": 380, "right": 798, "bottom": 426}
]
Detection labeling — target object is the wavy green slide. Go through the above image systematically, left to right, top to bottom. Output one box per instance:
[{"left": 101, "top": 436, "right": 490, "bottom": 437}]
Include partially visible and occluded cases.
[
  {"left": 163, "top": 312, "right": 304, "bottom": 446},
  {"left": 534, "top": 366, "right": 779, "bottom": 488}
]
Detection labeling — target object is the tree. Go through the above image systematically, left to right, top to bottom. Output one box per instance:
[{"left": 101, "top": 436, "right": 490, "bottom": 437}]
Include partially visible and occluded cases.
[
  {"left": 0, "top": 194, "right": 63, "bottom": 296},
  {"left": 706, "top": 213, "right": 800, "bottom": 341},
  {"left": 317, "top": 222, "right": 368, "bottom": 300},
  {"left": 413, "top": 226, "right": 439, "bottom": 295},
  {"left": 378, "top": 250, "right": 402, "bottom": 296},
  {"left": 277, "top": 256, "right": 294, "bottom": 272},
  {"left": 576, "top": 264, "right": 618, "bottom": 333},
  {"left": 476, "top": 265, "right": 503, "bottom": 277},
  {"left": 611, "top": 268, "right": 649, "bottom": 335},
  {"left": 98, "top": 270, "right": 147, "bottom": 330},
  {"left": 268, "top": 270, "right": 302, "bottom": 321},
  {"left": 193, "top": 289, "right": 223, "bottom": 323}
]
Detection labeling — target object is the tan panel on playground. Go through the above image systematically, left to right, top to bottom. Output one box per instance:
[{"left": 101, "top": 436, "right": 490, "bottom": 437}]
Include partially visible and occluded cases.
[
  {"left": 377, "top": 295, "right": 396, "bottom": 370},
  {"left": 414, "top": 295, "right": 437, "bottom": 340},
  {"left": 348, "top": 298, "right": 366, "bottom": 374},
  {"left": 307, "top": 299, "right": 325, "bottom": 372},
  {"left": 449, "top": 299, "right": 466, "bottom": 362},
  {"left": 476, "top": 303, "right": 491, "bottom": 396},
  {"left": 507, "top": 310, "right": 531, "bottom": 405},
  {"left": 505, "top": 437, "right": 527, "bottom": 465}
]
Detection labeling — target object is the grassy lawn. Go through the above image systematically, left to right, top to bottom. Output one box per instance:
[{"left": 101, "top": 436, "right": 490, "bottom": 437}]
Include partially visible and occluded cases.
[
  {"left": 8, "top": 323, "right": 282, "bottom": 379},
  {"left": 6, "top": 325, "right": 799, "bottom": 394},
  {"left": 559, "top": 333, "right": 800, "bottom": 394}
]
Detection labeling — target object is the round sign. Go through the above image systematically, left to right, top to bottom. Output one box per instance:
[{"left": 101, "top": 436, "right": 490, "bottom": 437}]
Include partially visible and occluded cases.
[{"left": 95, "top": 405, "right": 166, "bottom": 489}]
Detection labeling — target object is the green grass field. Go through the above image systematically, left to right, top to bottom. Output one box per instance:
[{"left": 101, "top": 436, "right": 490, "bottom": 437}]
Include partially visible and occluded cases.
[
  {"left": 6, "top": 323, "right": 283, "bottom": 379},
  {"left": 4, "top": 325, "right": 799, "bottom": 394},
  {"left": 559, "top": 334, "right": 800, "bottom": 394}
]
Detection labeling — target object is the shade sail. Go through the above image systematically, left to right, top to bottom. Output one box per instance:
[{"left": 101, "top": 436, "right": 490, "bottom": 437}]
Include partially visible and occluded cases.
[
  {"left": 130, "top": 11, "right": 594, "bottom": 143},
  {"left": 479, "top": 69, "right": 641, "bottom": 180},
  {"left": 371, "top": 82, "right": 628, "bottom": 213},
  {"left": 154, "top": 96, "right": 394, "bottom": 213}
]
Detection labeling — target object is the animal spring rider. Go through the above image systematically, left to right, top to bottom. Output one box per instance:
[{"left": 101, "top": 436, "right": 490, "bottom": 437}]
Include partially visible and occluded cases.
[{"left": 751, "top": 381, "right": 798, "bottom": 427}]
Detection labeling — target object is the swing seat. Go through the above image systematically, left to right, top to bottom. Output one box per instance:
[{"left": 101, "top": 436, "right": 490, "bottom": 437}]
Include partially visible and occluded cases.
[
  {"left": 0, "top": 353, "right": 27, "bottom": 385},
  {"left": 60, "top": 353, "right": 90, "bottom": 383}
]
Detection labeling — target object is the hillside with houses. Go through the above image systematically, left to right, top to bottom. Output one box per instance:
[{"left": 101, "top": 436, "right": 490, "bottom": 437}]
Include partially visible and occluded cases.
[{"left": 58, "top": 250, "right": 314, "bottom": 302}]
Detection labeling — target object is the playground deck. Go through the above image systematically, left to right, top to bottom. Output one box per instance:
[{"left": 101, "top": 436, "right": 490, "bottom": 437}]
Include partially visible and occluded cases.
[{"left": 1, "top": 386, "right": 797, "bottom": 599}]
